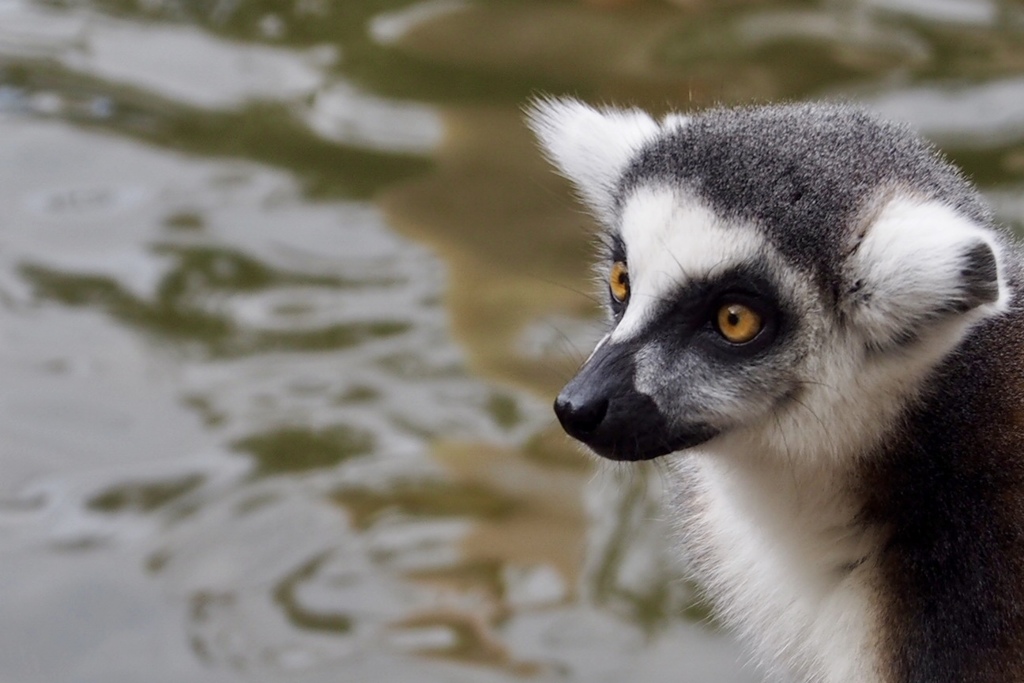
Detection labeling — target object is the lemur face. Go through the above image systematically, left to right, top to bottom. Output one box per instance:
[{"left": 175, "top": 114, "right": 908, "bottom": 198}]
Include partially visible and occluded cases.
[
  {"left": 529, "top": 99, "right": 1006, "bottom": 463},
  {"left": 555, "top": 185, "right": 813, "bottom": 461}
]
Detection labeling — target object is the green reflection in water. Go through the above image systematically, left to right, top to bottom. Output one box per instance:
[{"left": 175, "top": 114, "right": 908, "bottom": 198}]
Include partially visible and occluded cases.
[
  {"left": 66, "top": 0, "right": 585, "bottom": 104},
  {"left": 1, "top": 62, "right": 432, "bottom": 199},
  {"left": 157, "top": 102, "right": 432, "bottom": 198},
  {"left": 163, "top": 211, "right": 206, "bottom": 231},
  {"left": 20, "top": 245, "right": 410, "bottom": 355},
  {"left": 22, "top": 263, "right": 231, "bottom": 342},
  {"left": 261, "top": 321, "right": 412, "bottom": 352},
  {"left": 335, "top": 384, "right": 381, "bottom": 404},
  {"left": 484, "top": 392, "right": 521, "bottom": 430},
  {"left": 182, "top": 394, "right": 228, "bottom": 427},
  {"left": 232, "top": 425, "right": 374, "bottom": 476},
  {"left": 588, "top": 470, "right": 671, "bottom": 630},
  {"left": 88, "top": 474, "right": 205, "bottom": 513},
  {"left": 273, "top": 553, "right": 354, "bottom": 633}
]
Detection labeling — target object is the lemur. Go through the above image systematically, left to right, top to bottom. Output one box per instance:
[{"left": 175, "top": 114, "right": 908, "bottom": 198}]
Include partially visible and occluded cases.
[{"left": 528, "top": 99, "right": 1024, "bottom": 683}]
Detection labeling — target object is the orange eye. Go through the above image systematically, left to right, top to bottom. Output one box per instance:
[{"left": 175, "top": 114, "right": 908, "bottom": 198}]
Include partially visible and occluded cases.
[
  {"left": 609, "top": 261, "right": 630, "bottom": 304},
  {"left": 716, "top": 303, "right": 763, "bottom": 344}
]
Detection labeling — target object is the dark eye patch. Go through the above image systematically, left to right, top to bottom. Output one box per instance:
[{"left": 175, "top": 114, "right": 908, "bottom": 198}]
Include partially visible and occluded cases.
[
  {"left": 598, "top": 231, "right": 627, "bottom": 264},
  {"left": 601, "top": 233, "right": 629, "bottom": 317},
  {"left": 640, "top": 264, "right": 789, "bottom": 360}
]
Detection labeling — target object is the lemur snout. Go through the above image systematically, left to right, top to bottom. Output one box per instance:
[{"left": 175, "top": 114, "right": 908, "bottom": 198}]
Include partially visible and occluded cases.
[
  {"left": 553, "top": 341, "right": 625, "bottom": 448},
  {"left": 554, "top": 342, "right": 717, "bottom": 461},
  {"left": 553, "top": 391, "right": 608, "bottom": 440}
]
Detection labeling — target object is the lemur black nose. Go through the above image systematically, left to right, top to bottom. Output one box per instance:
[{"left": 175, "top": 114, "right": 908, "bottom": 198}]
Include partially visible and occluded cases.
[{"left": 554, "top": 392, "right": 609, "bottom": 441}]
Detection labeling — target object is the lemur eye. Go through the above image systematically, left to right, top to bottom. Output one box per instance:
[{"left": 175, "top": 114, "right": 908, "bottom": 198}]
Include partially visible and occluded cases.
[
  {"left": 609, "top": 261, "right": 630, "bottom": 304},
  {"left": 716, "top": 303, "right": 763, "bottom": 344}
]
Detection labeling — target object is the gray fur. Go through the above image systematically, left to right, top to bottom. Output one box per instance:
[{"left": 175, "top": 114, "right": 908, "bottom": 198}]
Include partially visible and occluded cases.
[{"left": 617, "top": 103, "right": 991, "bottom": 298}]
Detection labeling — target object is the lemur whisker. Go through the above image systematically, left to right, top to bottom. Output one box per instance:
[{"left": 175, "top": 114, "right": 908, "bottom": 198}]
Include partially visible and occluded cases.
[
  {"left": 657, "top": 231, "right": 694, "bottom": 282},
  {"left": 529, "top": 274, "right": 606, "bottom": 309},
  {"left": 539, "top": 320, "right": 589, "bottom": 366},
  {"left": 793, "top": 379, "right": 842, "bottom": 395}
]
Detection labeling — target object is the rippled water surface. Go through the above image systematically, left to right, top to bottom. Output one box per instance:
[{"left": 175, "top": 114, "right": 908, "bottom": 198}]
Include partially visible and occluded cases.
[{"left": 2, "top": 1, "right": 1024, "bottom": 681}]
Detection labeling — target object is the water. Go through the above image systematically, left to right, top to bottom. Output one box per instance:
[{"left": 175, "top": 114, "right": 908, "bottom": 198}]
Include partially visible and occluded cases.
[{"left": 0, "top": 1, "right": 1022, "bottom": 681}]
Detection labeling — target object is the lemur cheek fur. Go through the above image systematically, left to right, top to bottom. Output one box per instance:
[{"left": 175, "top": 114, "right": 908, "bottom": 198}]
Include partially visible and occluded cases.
[{"left": 529, "top": 99, "right": 1024, "bottom": 683}]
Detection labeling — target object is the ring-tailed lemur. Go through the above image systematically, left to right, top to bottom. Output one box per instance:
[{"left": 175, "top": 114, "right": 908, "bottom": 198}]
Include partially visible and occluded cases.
[{"left": 528, "top": 99, "right": 1024, "bottom": 683}]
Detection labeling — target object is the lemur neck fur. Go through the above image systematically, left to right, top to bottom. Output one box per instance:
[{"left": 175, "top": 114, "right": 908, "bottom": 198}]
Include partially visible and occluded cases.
[{"left": 675, "top": 428, "right": 889, "bottom": 682}]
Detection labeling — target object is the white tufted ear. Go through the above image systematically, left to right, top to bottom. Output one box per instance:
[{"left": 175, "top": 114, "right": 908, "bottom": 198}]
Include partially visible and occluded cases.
[
  {"left": 526, "top": 97, "right": 661, "bottom": 224},
  {"left": 845, "top": 197, "right": 1007, "bottom": 350}
]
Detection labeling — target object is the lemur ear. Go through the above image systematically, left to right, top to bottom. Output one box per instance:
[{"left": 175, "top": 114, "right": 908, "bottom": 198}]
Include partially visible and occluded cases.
[
  {"left": 526, "top": 97, "right": 661, "bottom": 223},
  {"left": 846, "top": 197, "right": 1006, "bottom": 349}
]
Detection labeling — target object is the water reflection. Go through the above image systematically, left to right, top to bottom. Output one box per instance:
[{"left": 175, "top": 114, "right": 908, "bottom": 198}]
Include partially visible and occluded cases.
[
  {"left": 1, "top": 0, "right": 1023, "bottom": 682},
  {"left": 0, "top": 104, "right": 552, "bottom": 680},
  {"left": 21, "top": 245, "right": 412, "bottom": 355}
]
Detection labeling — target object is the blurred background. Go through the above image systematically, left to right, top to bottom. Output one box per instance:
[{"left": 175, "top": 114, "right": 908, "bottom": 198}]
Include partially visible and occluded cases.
[{"left": 1, "top": 1, "right": 1024, "bottom": 681}]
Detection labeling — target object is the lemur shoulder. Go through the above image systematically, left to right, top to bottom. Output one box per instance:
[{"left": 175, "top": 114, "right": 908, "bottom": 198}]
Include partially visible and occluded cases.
[{"left": 529, "top": 99, "right": 1024, "bottom": 683}]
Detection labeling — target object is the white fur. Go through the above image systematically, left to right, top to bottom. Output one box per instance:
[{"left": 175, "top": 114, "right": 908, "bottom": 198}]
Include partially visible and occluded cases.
[
  {"left": 525, "top": 98, "right": 677, "bottom": 224},
  {"left": 661, "top": 112, "right": 691, "bottom": 129},
  {"left": 613, "top": 186, "right": 776, "bottom": 343},
  {"left": 846, "top": 195, "right": 1008, "bottom": 348},
  {"left": 670, "top": 452, "right": 883, "bottom": 683}
]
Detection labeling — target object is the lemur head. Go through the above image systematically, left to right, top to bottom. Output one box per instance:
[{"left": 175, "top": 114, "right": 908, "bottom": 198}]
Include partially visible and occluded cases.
[{"left": 529, "top": 99, "right": 1009, "bottom": 464}]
